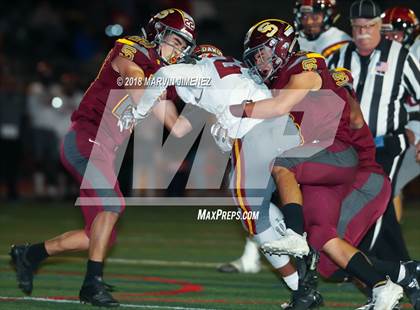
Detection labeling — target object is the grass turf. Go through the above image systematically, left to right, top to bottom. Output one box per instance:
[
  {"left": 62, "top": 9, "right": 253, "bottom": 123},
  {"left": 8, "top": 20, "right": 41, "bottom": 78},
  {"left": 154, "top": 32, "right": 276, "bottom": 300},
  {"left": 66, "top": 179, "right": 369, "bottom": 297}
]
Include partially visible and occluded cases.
[{"left": 0, "top": 201, "right": 419, "bottom": 309}]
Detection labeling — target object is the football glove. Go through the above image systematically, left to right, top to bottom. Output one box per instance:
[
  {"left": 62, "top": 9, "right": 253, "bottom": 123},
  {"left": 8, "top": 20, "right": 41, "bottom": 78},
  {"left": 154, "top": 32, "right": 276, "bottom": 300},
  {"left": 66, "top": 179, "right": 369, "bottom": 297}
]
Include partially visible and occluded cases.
[
  {"left": 117, "top": 106, "right": 148, "bottom": 132},
  {"left": 211, "top": 122, "right": 233, "bottom": 153}
]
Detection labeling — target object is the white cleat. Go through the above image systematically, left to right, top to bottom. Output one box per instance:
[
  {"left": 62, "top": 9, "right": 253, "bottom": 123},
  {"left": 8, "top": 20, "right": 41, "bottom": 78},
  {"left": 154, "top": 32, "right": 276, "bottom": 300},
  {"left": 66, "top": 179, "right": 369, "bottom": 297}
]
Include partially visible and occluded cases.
[
  {"left": 260, "top": 228, "right": 310, "bottom": 258},
  {"left": 372, "top": 278, "right": 403, "bottom": 310}
]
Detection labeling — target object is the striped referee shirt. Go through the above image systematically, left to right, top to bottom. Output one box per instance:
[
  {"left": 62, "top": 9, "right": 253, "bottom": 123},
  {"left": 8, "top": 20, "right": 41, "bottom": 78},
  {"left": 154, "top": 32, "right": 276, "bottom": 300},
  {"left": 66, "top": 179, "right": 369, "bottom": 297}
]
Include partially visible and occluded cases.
[{"left": 327, "top": 38, "right": 420, "bottom": 140}]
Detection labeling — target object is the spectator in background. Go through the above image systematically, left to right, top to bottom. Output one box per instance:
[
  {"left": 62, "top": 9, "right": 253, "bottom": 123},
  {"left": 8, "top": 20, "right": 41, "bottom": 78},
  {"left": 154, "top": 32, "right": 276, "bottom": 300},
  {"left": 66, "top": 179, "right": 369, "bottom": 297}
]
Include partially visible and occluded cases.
[
  {"left": 0, "top": 59, "right": 25, "bottom": 201},
  {"left": 27, "top": 61, "right": 61, "bottom": 198},
  {"left": 50, "top": 73, "right": 83, "bottom": 197}
]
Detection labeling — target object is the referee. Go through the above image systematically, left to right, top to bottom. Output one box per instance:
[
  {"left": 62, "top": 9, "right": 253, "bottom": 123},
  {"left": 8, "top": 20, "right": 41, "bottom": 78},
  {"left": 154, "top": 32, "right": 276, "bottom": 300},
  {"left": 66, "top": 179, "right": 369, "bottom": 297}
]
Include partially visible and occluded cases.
[{"left": 328, "top": 0, "right": 420, "bottom": 262}]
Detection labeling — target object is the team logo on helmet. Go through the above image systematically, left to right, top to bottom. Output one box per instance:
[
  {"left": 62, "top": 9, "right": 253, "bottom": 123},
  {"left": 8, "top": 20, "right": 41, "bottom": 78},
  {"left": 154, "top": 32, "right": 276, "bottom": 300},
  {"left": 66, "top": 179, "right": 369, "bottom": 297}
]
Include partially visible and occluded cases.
[{"left": 243, "top": 19, "right": 298, "bottom": 83}]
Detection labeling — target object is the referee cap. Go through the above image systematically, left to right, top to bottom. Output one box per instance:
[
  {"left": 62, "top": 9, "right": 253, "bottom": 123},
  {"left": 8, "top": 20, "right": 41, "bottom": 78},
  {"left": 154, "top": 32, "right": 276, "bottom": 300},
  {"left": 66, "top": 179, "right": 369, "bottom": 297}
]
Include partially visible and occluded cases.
[{"left": 350, "top": 0, "right": 381, "bottom": 19}]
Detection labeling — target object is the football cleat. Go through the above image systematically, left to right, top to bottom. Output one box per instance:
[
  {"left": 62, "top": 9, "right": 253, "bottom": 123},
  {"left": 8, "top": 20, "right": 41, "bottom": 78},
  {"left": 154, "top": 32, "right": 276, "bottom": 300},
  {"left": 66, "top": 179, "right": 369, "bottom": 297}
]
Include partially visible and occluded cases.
[
  {"left": 261, "top": 229, "right": 310, "bottom": 258},
  {"left": 9, "top": 244, "right": 35, "bottom": 295},
  {"left": 296, "top": 248, "right": 320, "bottom": 289},
  {"left": 398, "top": 260, "right": 420, "bottom": 310},
  {"left": 79, "top": 276, "right": 119, "bottom": 307},
  {"left": 371, "top": 277, "right": 403, "bottom": 310},
  {"left": 281, "top": 285, "right": 323, "bottom": 310},
  {"left": 356, "top": 298, "right": 401, "bottom": 310}
]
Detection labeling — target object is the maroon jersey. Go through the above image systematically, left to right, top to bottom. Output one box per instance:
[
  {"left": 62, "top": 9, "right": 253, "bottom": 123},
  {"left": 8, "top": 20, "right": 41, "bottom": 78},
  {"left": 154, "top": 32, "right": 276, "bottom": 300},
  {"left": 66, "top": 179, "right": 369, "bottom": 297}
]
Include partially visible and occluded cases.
[
  {"left": 71, "top": 36, "right": 162, "bottom": 149},
  {"left": 269, "top": 51, "right": 352, "bottom": 148},
  {"left": 350, "top": 123, "right": 384, "bottom": 174}
]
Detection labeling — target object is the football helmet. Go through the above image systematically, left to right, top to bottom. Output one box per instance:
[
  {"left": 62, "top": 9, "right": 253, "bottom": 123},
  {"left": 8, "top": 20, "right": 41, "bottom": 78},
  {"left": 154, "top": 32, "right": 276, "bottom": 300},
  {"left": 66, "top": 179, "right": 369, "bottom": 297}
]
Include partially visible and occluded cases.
[
  {"left": 294, "top": 0, "right": 339, "bottom": 39},
  {"left": 381, "top": 7, "right": 419, "bottom": 46},
  {"left": 146, "top": 8, "right": 197, "bottom": 64},
  {"left": 243, "top": 19, "right": 298, "bottom": 83}
]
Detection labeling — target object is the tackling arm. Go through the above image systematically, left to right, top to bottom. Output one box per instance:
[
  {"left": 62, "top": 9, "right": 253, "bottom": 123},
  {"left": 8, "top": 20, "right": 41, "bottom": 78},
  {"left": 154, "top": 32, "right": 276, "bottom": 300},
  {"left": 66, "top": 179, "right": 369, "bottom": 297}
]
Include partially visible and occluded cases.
[
  {"left": 111, "top": 55, "right": 146, "bottom": 103},
  {"left": 112, "top": 56, "right": 192, "bottom": 136},
  {"left": 152, "top": 99, "right": 192, "bottom": 138}
]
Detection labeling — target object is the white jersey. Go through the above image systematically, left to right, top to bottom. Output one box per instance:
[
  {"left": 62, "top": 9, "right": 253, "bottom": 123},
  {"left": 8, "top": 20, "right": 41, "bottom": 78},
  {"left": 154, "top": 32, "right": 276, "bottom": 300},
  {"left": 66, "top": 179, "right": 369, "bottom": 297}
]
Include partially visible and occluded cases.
[
  {"left": 298, "top": 27, "right": 351, "bottom": 57},
  {"left": 409, "top": 37, "right": 420, "bottom": 61},
  {"left": 138, "top": 57, "right": 272, "bottom": 138}
]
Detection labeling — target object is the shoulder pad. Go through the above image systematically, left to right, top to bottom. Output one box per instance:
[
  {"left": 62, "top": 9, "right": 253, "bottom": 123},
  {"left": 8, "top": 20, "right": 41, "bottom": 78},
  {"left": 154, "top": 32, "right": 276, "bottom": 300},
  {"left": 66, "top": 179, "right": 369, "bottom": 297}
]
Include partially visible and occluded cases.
[
  {"left": 287, "top": 52, "right": 326, "bottom": 75},
  {"left": 330, "top": 67, "right": 354, "bottom": 91}
]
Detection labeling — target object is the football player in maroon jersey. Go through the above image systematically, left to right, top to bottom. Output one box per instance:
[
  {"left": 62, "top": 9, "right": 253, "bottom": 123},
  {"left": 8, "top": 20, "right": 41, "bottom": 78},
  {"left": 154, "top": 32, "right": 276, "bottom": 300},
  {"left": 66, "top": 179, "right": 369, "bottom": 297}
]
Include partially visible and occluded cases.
[
  {"left": 9, "top": 8, "right": 196, "bottom": 307},
  {"left": 230, "top": 19, "right": 404, "bottom": 308}
]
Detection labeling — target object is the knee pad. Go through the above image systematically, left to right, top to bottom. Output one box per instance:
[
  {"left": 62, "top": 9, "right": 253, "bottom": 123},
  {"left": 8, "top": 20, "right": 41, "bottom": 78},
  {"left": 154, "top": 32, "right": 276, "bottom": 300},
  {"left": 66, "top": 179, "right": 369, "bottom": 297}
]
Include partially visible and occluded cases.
[{"left": 253, "top": 204, "right": 290, "bottom": 269}]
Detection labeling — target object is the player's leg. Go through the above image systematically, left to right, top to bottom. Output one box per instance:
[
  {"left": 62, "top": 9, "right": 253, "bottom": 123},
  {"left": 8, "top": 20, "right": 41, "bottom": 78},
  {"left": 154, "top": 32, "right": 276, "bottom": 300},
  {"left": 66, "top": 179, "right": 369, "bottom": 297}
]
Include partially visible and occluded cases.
[
  {"left": 9, "top": 130, "right": 93, "bottom": 295},
  {"left": 230, "top": 130, "right": 322, "bottom": 309},
  {"left": 71, "top": 133, "right": 124, "bottom": 307},
  {"left": 262, "top": 141, "right": 358, "bottom": 256},
  {"left": 319, "top": 172, "right": 420, "bottom": 309},
  {"left": 305, "top": 183, "right": 403, "bottom": 309},
  {"left": 217, "top": 237, "right": 262, "bottom": 273}
]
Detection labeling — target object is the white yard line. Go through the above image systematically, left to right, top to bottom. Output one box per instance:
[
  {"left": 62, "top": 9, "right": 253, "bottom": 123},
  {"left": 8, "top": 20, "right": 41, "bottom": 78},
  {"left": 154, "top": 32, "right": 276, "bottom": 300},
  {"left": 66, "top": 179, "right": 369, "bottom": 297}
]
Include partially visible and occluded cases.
[
  {"left": 0, "top": 254, "right": 221, "bottom": 269},
  {"left": 0, "top": 296, "right": 220, "bottom": 310}
]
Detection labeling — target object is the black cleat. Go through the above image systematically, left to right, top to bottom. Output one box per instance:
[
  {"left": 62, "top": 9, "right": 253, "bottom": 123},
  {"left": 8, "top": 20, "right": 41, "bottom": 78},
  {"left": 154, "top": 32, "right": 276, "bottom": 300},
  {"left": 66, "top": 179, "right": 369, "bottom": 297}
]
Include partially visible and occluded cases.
[
  {"left": 9, "top": 244, "right": 34, "bottom": 295},
  {"left": 295, "top": 248, "right": 320, "bottom": 290},
  {"left": 399, "top": 260, "right": 420, "bottom": 310},
  {"left": 217, "top": 262, "right": 240, "bottom": 273},
  {"left": 79, "top": 276, "right": 120, "bottom": 307},
  {"left": 283, "top": 286, "right": 323, "bottom": 310}
]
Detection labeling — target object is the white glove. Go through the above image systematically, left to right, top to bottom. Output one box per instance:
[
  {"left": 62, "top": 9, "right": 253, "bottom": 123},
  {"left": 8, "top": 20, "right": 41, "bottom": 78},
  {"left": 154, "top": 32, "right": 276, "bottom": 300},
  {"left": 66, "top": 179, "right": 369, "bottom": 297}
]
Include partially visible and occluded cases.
[
  {"left": 117, "top": 106, "right": 148, "bottom": 132},
  {"left": 210, "top": 122, "right": 233, "bottom": 153}
]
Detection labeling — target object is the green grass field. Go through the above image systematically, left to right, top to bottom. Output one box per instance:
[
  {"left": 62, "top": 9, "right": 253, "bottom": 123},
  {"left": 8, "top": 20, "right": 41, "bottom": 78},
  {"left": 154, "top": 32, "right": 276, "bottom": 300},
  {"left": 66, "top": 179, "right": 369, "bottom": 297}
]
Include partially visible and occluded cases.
[{"left": 0, "top": 202, "right": 419, "bottom": 309}]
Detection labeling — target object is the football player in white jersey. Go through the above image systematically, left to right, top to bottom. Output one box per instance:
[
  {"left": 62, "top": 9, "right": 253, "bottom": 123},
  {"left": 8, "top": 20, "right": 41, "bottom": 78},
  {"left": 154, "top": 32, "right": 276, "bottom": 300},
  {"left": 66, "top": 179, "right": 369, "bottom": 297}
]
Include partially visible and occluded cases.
[
  {"left": 218, "top": 0, "right": 352, "bottom": 276},
  {"left": 294, "top": 0, "right": 351, "bottom": 57},
  {"left": 381, "top": 6, "right": 420, "bottom": 221},
  {"left": 129, "top": 44, "right": 323, "bottom": 308}
]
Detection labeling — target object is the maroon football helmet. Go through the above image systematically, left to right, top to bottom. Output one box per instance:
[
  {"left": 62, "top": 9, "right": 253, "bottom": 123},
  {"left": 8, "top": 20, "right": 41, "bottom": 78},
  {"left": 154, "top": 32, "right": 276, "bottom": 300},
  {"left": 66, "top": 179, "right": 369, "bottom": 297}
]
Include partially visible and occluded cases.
[
  {"left": 294, "top": 0, "right": 339, "bottom": 40},
  {"left": 381, "top": 7, "right": 419, "bottom": 46},
  {"left": 146, "top": 8, "right": 197, "bottom": 64},
  {"left": 243, "top": 19, "right": 298, "bottom": 83},
  {"left": 193, "top": 44, "right": 224, "bottom": 58}
]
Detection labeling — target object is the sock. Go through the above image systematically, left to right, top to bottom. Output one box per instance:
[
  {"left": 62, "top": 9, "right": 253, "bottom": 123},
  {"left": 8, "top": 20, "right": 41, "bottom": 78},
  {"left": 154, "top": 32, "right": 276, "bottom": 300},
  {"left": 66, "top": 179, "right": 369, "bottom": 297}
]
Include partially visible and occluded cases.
[
  {"left": 282, "top": 203, "right": 304, "bottom": 235},
  {"left": 241, "top": 238, "right": 260, "bottom": 263},
  {"left": 26, "top": 243, "right": 49, "bottom": 266},
  {"left": 345, "top": 252, "right": 386, "bottom": 288},
  {"left": 368, "top": 257, "right": 401, "bottom": 282},
  {"left": 84, "top": 260, "right": 104, "bottom": 284},
  {"left": 283, "top": 271, "right": 299, "bottom": 291}
]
